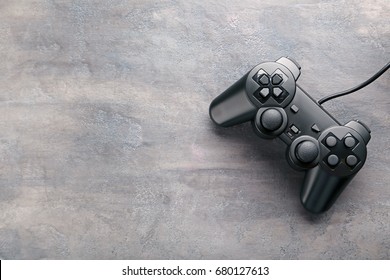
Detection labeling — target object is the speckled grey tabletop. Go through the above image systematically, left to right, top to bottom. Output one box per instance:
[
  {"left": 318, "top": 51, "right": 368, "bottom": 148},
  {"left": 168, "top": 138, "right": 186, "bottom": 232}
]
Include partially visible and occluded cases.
[{"left": 0, "top": 0, "right": 389, "bottom": 259}]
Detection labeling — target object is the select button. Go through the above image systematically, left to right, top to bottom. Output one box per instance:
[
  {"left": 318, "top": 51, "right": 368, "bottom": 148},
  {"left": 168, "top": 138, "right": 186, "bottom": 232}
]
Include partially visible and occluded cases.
[
  {"left": 290, "top": 105, "right": 299, "bottom": 113},
  {"left": 290, "top": 125, "right": 299, "bottom": 134}
]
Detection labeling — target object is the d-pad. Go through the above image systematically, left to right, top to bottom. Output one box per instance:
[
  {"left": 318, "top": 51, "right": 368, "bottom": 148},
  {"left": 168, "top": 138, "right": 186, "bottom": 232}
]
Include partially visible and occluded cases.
[{"left": 252, "top": 69, "right": 289, "bottom": 103}]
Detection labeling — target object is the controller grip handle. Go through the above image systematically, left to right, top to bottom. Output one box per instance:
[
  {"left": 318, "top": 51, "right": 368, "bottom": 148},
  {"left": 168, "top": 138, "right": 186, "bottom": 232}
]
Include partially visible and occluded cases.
[
  {"left": 209, "top": 73, "right": 257, "bottom": 127},
  {"left": 301, "top": 166, "right": 355, "bottom": 213}
]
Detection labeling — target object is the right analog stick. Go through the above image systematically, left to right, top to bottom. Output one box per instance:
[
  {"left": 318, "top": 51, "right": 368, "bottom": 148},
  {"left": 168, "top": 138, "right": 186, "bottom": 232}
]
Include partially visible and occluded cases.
[
  {"left": 261, "top": 108, "right": 283, "bottom": 131},
  {"left": 295, "top": 140, "right": 319, "bottom": 163}
]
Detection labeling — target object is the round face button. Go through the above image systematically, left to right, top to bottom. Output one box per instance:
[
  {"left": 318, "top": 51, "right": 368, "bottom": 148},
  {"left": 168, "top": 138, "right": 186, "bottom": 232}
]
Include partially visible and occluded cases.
[
  {"left": 260, "top": 109, "right": 283, "bottom": 131},
  {"left": 325, "top": 136, "right": 337, "bottom": 147},
  {"left": 344, "top": 136, "right": 356, "bottom": 148},
  {"left": 327, "top": 154, "right": 339, "bottom": 166},
  {"left": 346, "top": 155, "right": 358, "bottom": 167}
]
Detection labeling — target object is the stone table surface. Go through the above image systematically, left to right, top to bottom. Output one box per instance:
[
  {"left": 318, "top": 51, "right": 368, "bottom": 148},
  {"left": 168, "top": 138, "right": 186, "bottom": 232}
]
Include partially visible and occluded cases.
[{"left": 0, "top": 0, "right": 389, "bottom": 259}]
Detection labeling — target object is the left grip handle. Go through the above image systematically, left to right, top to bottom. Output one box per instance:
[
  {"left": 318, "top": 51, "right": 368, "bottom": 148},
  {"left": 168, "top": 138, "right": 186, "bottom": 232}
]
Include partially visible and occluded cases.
[{"left": 209, "top": 73, "right": 257, "bottom": 127}]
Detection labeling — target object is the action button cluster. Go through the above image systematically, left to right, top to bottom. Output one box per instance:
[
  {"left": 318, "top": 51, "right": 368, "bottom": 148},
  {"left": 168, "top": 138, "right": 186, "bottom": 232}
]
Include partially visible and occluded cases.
[{"left": 322, "top": 133, "right": 360, "bottom": 169}]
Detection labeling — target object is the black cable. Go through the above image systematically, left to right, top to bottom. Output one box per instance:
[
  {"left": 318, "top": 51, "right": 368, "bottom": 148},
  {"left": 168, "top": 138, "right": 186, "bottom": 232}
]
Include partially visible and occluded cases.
[{"left": 318, "top": 61, "right": 390, "bottom": 105}]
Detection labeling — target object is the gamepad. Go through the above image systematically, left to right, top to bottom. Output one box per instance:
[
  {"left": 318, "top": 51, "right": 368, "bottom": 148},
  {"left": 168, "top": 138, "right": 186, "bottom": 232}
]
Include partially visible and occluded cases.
[{"left": 209, "top": 57, "right": 371, "bottom": 213}]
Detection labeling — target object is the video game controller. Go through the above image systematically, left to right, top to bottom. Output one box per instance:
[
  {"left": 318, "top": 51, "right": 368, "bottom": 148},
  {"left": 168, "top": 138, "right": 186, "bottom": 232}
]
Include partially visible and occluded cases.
[{"left": 209, "top": 57, "right": 371, "bottom": 213}]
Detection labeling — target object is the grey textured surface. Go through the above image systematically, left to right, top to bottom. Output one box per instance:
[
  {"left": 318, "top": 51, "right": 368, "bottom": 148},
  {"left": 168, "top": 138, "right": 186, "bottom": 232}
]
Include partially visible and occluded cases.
[{"left": 0, "top": 0, "right": 389, "bottom": 259}]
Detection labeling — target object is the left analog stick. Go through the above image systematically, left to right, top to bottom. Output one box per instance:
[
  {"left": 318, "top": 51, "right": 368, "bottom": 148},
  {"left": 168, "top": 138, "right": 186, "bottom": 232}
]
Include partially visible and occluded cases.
[{"left": 261, "top": 108, "right": 283, "bottom": 131}]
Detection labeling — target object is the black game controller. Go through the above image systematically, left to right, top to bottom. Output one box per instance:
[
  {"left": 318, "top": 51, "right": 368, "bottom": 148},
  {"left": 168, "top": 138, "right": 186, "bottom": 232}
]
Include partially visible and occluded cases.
[{"left": 209, "top": 57, "right": 371, "bottom": 213}]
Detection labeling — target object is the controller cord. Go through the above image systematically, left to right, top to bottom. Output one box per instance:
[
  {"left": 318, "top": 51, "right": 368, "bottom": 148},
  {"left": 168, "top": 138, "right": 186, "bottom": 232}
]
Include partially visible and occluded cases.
[{"left": 318, "top": 61, "right": 390, "bottom": 105}]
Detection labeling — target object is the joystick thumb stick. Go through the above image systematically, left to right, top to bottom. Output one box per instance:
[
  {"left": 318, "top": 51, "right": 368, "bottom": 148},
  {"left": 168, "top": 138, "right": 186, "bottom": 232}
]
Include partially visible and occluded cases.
[
  {"left": 253, "top": 107, "right": 288, "bottom": 138},
  {"left": 261, "top": 108, "right": 284, "bottom": 131},
  {"left": 288, "top": 136, "right": 320, "bottom": 170},
  {"left": 296, "top": 141, "right": 319, "bottom": 163}
]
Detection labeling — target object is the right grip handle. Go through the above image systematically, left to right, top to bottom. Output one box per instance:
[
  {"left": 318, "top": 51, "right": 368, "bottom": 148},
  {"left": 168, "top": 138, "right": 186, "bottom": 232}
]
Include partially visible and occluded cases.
[
  {"left": 209, "top": 73, "right": 257, "bottom": 127},
  {"left": 301, "top": 166, "right": 355, "bottom": 213}
]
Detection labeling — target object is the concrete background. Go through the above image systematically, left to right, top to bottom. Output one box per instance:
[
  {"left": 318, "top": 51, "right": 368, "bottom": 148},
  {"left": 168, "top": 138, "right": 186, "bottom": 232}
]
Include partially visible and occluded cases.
[{"left": 0, "top": 0, "right": 389, "bottom": 259}]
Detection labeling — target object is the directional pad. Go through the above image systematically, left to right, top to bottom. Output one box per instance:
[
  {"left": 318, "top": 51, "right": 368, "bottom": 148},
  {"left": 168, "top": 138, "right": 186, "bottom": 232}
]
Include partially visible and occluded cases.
[{"left": 252, "top": 68, "right": 289, "bottom": 104}]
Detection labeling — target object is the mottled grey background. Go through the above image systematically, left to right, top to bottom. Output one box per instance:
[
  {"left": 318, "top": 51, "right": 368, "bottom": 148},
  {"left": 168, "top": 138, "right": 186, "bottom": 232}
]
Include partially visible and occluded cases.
[{"left": 0, "top": 0, "right": 389, "bottom": 259}]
